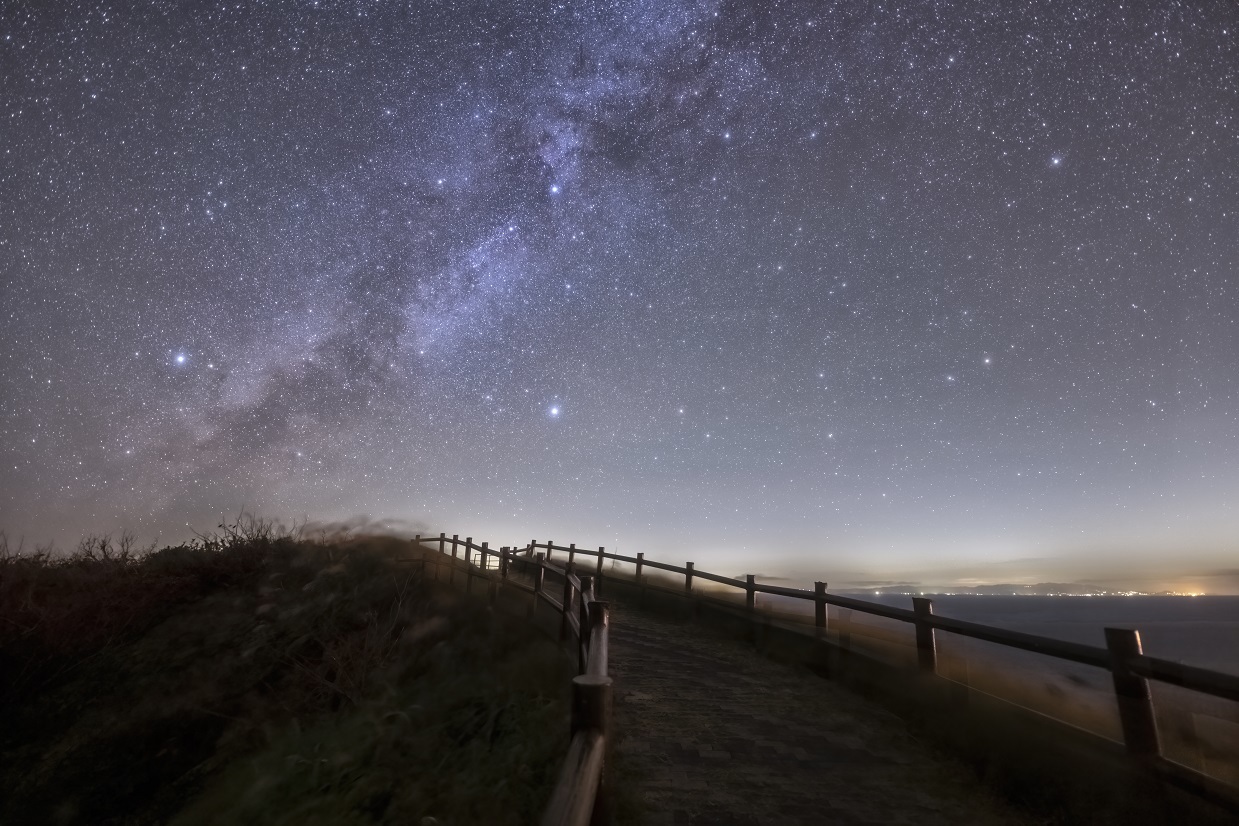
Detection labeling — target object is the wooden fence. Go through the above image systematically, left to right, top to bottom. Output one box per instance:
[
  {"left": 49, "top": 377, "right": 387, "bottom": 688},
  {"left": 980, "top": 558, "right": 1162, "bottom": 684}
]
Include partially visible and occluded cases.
[
  {"left": 411, "top": 533, "right": 1239, "bottom": 818},
  {"left": 409, "top": 534, "right": 611, "bottom": 826},
  {"left": 527, "top": 539, "right": 1239, "bottom": 803}
]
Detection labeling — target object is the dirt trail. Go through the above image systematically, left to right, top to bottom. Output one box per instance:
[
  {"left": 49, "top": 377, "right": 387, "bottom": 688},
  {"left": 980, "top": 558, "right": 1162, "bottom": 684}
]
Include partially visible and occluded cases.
[{"left": 607, "top": 601, "right": 1030, "bottom": 826}]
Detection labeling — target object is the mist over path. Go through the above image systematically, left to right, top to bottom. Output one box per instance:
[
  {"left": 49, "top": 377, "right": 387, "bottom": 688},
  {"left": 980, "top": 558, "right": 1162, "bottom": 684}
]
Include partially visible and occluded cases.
[{"left": 607, "top": 601, "right": 1027, "bottom": 825}]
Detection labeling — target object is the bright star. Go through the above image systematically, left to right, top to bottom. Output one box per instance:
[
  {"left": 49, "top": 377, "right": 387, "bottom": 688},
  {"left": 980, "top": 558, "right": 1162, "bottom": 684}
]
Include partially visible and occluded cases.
[
  {"left": 175, "top": 354, "right": 186, "bottom": 365},
  {"left": 549, "top": 406, "right": 560, "bottom": 417}
]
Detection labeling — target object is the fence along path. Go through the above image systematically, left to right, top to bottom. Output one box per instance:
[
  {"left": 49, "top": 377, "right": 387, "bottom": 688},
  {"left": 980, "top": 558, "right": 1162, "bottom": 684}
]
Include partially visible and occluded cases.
[
  {"left": 410, "top": 534, "right": 612, "bottom": 826},
  {"left": 412, "top": 535, "right": 1239, "bottom": 823},
  {"left": 523, "top": 541, "right": 1239, "bottom": 797}
]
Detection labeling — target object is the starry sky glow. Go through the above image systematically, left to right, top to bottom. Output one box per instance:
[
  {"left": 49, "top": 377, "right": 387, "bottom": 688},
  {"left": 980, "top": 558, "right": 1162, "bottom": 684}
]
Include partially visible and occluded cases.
[{"left": 3, "top": 0, "right": 1238, "bottom": 590}]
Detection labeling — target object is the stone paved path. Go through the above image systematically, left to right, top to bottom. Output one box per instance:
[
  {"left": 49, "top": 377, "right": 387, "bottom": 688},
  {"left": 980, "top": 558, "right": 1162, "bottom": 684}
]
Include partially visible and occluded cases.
[{"left": 607, "top": 601, "right": 1031, "bottom": 826}]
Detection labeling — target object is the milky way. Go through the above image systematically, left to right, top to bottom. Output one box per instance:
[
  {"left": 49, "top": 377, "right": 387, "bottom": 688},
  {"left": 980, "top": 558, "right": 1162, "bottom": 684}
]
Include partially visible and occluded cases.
[{"left": 3, "top": 1, "right": 1238, "bottom": 589}]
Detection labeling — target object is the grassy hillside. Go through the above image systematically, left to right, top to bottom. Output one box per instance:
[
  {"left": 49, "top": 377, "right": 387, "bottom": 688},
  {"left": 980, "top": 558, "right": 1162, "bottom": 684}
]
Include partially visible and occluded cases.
[{"left": 0, "top": 524, "right": 571, "bottom": 825}]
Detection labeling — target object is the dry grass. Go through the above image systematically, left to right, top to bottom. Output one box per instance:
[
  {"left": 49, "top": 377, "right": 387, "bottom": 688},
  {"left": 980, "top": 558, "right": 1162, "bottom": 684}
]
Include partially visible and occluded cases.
[{"left": 0, "top": 521, "right": 571, "bottom": 825}]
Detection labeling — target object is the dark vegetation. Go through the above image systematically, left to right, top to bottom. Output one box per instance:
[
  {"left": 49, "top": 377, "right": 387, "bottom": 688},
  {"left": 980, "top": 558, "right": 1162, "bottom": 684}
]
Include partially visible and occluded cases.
[{"left": 0, "top": 520, "right": 571, "bottom": 825}]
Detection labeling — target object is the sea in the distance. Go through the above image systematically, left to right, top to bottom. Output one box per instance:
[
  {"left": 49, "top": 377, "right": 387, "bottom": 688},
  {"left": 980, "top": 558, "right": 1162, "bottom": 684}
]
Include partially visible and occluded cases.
[
  {"left": 813, "top": 594, "right": 1239, "bottom": 779},
  {"left": 854, "top": 594, "right": 1239, "bottom": 675}
]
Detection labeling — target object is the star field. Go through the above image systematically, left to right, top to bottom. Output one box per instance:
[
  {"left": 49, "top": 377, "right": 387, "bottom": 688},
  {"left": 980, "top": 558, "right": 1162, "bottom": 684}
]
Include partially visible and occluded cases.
[{"left": 3, "top": 1, "right": 1238, "bottom": 588}]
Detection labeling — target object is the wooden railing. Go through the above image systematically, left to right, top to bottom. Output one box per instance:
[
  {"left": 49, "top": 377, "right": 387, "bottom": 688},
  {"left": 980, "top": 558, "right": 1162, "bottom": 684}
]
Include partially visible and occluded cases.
[
  {"left": 409, "top": 533, "right": 1239, "bottom": 815},
  {"left": 408, "top": 534, "right": 611, "bottom": 826},
  {"left": 521, "top": 539, "right": 1239, "bottom": 803}
]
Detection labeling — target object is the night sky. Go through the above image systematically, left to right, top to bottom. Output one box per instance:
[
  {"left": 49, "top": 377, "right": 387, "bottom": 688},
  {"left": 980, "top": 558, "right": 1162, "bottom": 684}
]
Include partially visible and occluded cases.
[{"left": 3, "top": 1, "right": 1237, "bottom": 591}]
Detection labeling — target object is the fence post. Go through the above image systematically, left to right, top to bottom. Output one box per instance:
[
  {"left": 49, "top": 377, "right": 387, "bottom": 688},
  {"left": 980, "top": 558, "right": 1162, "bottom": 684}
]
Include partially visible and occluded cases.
[
  {"left": 435, "top": 533, "right": 446, "bottom": 583},
  {"left": 547, "top": 540, "right": 554, "bottom": 561},
  {"left": 482, "top": 542, "right": 495, "bottom": 603},
  {"left": 568, "top": 543, "right": 576, "bottom": 566},
  {"left": 595, "top": 546, "right": 605, "bottom": 595},
  {"left": 500, "top": 547, "right": 510, "bottom": 580},
  {"left": 635, "top": 552, "right": 644, "bottom": 584},
  {"left": 531, "top": 554, "right": 545, "bottom": 618},
  {"left": 685, "top": 561, "right": 694, "bottom": 592},
  {"left": 560, "top": 567, "right": 575, "bottom": 641},
  {"left": 576, "top": 574, "right": 594, "bottom": 673},
  {"left": 746, "top": 574, "right": 756, "bottom": 612},
  {"left": 815, "top": 581, "right": 828, "bottom": 632},
  {"left": 912, "top": 597, "right": 937, "bottom": 674},
  {"left": 1105, "top": 627, "right": 1160, "bottom": 759},
  {"left": 571, "top": 674, "right": 613, "bottom": 736}
]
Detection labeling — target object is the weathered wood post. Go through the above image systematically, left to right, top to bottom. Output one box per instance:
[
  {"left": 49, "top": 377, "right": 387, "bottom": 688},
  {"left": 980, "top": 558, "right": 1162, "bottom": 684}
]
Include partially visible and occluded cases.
[
  {"left": 436, "top": 532, "right": 446, "bottom": 582},
  {"left": 463, "top": 537, "right": 472, "bottom": 593},
  {"left": 547, "top": 540, "right": 554, "bottom": 561},
  {"left": 482, "top": 542, "right": 496, "bottom": 604},
  {"left": 568, "top": 543, "right": 576, "bottom": 566},
  {"left": 595, "top": 546, "right": 605, "bottom": 596},
  {"left": 500, "top": 547, "right": 510, "bottom": 580},
  {"left": 635, "top": 552, "right": 644, "bottom": 584},
  {"left": 531, "top": 553, "right": 545, "bottom": 618},
  {"left": 684, "top": 561, "right": 696, "bottom": 619},
  {"left": 560, "top": 564, "right": 575, "bottom": 641},
  {"left": 746, "top": 574, "right": 756, "bottom": 612},
  {"left": 577, "top": 575, "right": 594, "bottom": 673},
  {"left": 815, "top": 581, "right": 828, "bottom": 632},
  {"left": 912, "top": 597, "right": 937, "bottom": 674},
  {"left": 586, "top": 601, "right": 609, "bottom": 672},
  {"left": 1105, "top": 627, "right": 1160, "bottom": 759},
  {"left": 567, "top": 646, "right": 614, "bottom": 823},
  {"left": 571, "top": 673, "right": 613, "bottom": 735}
]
